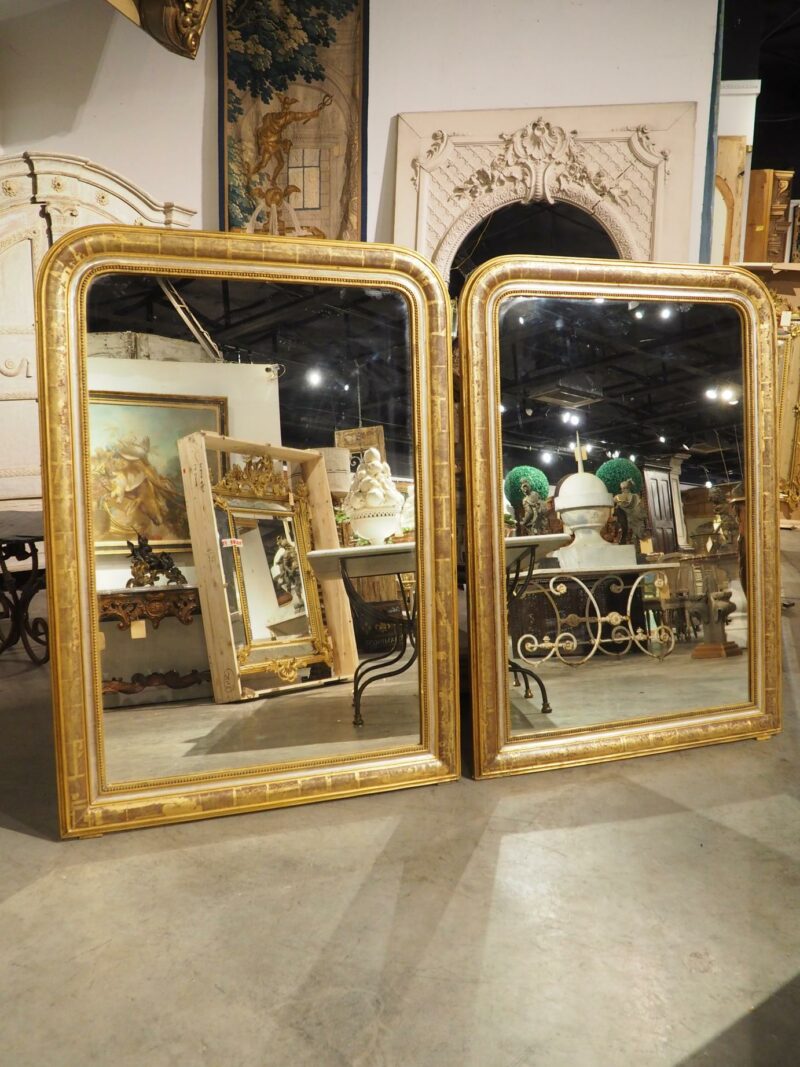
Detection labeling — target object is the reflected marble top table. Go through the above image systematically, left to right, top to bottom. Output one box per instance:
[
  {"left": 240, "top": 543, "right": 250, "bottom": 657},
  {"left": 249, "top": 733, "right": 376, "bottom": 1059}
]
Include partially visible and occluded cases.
[
  {"left": 504, "top": 533, "right": 572, "bottom": 569},
  {"left": 308, "top": 542, "right": 416, "bottom": 581},
  {"left": 309, "top": 543, "right": 416, "bottom": 727}
]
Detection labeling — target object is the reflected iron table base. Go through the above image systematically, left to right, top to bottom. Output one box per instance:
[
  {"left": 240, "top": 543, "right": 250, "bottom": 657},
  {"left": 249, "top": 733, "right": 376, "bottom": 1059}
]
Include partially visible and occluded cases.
[
  {"left": 0, "top": 537, "right": 49, "bottom": 666},
  {"left": 341, "top": 568, "right": 417, "bottom": 728}
]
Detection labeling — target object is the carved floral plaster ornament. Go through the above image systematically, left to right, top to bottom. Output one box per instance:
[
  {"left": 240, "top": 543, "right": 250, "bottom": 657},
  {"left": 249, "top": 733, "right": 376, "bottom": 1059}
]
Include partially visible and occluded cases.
[{"left": 452, "top": 117, "right": 633, "bottom": 207}]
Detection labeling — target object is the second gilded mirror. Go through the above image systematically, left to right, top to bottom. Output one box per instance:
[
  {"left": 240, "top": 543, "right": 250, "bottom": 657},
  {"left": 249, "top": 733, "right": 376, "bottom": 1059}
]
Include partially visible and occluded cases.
[{"left": 460, "top": 256, "right": 780, "bottom": 776}]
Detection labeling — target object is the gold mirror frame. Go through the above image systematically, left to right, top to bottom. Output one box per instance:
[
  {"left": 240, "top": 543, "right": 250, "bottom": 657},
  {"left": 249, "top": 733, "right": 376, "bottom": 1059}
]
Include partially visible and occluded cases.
[
  {"left": 36, "top": 225, "right": 459, "bottom": 836},
  {"left": 460, "top": 256, "right": 780, "bottom": 777},
  {"left": 216, "top": 491, "right": 328, "bottom": 679}
]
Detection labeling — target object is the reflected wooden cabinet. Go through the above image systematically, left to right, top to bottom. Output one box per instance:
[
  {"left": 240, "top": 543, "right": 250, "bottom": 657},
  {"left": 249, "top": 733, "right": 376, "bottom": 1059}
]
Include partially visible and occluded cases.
[{"left": 744, "top": 169, "right": 795, "bottom": 262}]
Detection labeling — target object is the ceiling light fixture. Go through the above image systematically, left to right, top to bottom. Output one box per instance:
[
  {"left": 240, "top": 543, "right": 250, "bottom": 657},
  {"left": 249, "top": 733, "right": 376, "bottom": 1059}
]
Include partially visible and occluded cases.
[
  {"left": 306, "top": 368, "right": 323, "bottom": 387},
  {"left": 541, "top": 450, "right": 553, "bottom": 464}
]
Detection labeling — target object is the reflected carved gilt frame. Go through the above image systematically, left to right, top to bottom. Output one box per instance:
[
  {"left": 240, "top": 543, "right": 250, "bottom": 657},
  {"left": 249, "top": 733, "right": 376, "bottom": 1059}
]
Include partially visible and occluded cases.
[
  {"left": 36, "top": 225, "right": 459, "bottom": 836},
  {"left": 460, "top": 256, "right": 780, "bottom": 778},
  {"left": 182, "top": 432, "right": 338, "bottom": 697}
]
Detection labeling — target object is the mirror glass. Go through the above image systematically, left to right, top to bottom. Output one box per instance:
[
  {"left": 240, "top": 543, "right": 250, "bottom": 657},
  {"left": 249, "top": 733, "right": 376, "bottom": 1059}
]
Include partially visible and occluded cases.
[
  {"left": 86, "top": 273, "right": 421, "bottom": 784},
  {"left": 497, "top": 294, "right": 749, "bottom": 737},
  {"left": 222, "top": 505, "right": 313, "bottom": 652}
]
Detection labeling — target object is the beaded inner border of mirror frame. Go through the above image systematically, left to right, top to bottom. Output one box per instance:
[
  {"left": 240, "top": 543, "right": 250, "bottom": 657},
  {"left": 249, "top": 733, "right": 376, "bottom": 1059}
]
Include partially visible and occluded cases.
[
  {"left": 36, "top": 225, "right": 459, "bottom": 836},
  {"left": 460, "top": 255, "right": 780, "bottom": 778}
]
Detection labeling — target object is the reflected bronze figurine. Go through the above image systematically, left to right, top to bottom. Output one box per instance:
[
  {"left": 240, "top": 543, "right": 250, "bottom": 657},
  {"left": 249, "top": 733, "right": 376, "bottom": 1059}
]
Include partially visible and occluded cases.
[{"left": 126, "top": 534, "right": 187, "bottom": 589}]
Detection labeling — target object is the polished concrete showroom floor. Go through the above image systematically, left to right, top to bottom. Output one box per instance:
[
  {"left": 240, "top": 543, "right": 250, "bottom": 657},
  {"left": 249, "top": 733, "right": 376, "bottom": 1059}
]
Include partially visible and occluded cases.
[{"left": 1, "top": 544, "right": 800, "bottom": 1065}]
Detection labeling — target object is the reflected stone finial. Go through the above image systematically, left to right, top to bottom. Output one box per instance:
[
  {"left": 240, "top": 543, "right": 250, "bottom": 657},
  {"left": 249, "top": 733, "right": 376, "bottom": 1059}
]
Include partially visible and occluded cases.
[{"left": 573, "top": 431, "right": 586, "bottom": 473}]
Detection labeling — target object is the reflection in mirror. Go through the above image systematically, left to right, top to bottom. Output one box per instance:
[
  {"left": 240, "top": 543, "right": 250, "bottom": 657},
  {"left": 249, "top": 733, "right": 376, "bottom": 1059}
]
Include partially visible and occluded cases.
[
  {"left": 86, "top": 273, "right": 420, "bottom": 783},
  {"left": 496, "top": 295, "right": 748, "bottom": 737}
]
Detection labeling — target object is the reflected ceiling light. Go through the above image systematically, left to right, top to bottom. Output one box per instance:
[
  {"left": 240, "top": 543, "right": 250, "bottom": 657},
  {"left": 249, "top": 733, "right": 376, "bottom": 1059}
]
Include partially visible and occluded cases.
[
  {"left": 594, "top": 297, "right": 605, "bottom": 304},
  {"left": 660, "top": 307, "right": 673, "bottom": 319},
  {"left": 634, "top": 308, "right": 645, "bottom": 320},
  {"left": 518, "top": 316, "right": 524, "bottom": 325},
  {"left": 555, "top": 318, "right": 565, "bottom": 329},
  {"left": 306, "top": 368, "right": 323, "bottom": 387},
  {"left": 343, "top": 383, "right": 350, "bottom": 391},
  {"left": 721, "top": 387, "right": 734, "bottom": 401},
  {"left": 705, "top": 388, "right": 718, "bottom": 400},
  {"left": 728, "top": 398, "right": 740, "bottom": 406},
  {"left": 499, "top": 403, "right": 507, "bottom": 414},
  {"left": 525, "top": 404, "right": 534, "bottom": 416},
  {"left": 561, "top": 411, "right": 571, "bottom": 423},
  {"left": 569, "top": 413, "right": 581, "bottom": 426},
  {"left": 658, "top": 435, "right": 667, "bottom": 443},
  {"left": 682, "top": 443, "right": 691, "bottom": 451},
  {"left": 586, "top": 444, "right": 594, "bottom": 453},
  {"left": 541, "top": 450, "right": 553, "bottom": 464},
  {"left": 612, "top": 450, "right": 620, "bottom": 459},
  {"left": 629, "top": 454, "right": 637, "bottom": 462},
  {"left": 705, "top": 480, "right": 713, "bottom": 489}
]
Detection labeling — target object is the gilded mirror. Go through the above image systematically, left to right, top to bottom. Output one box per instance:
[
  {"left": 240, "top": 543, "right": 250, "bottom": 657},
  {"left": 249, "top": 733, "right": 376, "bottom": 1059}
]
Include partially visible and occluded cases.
[
  {"left": 36, "top": 225, "right": 458, "bottom": 835},
  {"left": 460, "top": 256, "right": 780, "bottom": 776}
]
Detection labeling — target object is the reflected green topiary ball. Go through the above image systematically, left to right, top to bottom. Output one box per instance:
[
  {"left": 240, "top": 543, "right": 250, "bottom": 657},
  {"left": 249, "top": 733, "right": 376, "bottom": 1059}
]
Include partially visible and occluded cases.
[
  {"left": 595, "top": 458, "right": 643, "bottom": 495},
  {"left": 504, "top": 465, "right": 550, "bottom": 506}
]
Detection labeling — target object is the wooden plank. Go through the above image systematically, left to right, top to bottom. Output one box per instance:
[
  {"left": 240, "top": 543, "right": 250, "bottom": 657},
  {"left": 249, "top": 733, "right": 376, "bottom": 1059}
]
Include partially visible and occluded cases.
[
  {"left": 716, "top": 136, "right": 747, "bottom": 263},
  {"left": 744, "top": 169, "right": 771, "bottom": 261},
  {"left": 198, "top": 431, "right": 315, "bottom": 463},
  {"left": 178, "top": 432, "right": 243, "bottom": 702},
  {"left": 300, "top": 453, "right": 359, "bottom": 676}
]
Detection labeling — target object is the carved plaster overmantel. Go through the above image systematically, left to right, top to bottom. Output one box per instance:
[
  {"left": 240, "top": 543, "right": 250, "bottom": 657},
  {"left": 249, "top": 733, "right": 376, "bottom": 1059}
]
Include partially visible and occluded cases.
[{"left": 395, "top": 103, "right": 698, "bottom": 281}]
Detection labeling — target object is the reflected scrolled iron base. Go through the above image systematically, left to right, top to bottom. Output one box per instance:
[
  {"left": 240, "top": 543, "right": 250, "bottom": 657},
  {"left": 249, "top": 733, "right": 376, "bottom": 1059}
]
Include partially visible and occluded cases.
[
  {"left": 0, "top": 537, "right": 49, "bottom": 666},
  {"left": 516, "top": 570, "right": 675, "bottom": 669}
]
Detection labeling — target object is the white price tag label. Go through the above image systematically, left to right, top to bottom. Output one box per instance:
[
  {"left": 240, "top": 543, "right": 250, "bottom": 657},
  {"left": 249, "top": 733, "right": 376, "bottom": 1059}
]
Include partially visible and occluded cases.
[
  {"left": 780, "top": 310, "right": 793, "bottom": 328},
  {"left": 220, "top": 537, "right": 243, "bottom": 548}
]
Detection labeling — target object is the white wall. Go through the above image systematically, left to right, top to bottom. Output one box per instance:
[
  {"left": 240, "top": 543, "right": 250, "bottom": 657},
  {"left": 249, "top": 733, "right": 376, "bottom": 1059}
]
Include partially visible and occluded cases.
[
  {"left": 0, "top": 0, "right": 718, "bottom": 255},
  {"left": 0, "top": 0, "right": 219, "bottom": 225},
  {"left": 367, "top": 0, "right": 719, "bottom": 258}
]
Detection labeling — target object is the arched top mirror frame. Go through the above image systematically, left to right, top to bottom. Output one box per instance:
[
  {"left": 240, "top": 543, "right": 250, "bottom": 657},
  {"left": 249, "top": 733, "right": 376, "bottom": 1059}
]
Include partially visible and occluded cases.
[
  {"left": 36, "top": 225, "right": 459, "bottom": 836},
  {"left": 459, "top": 254, "right": 781, "bottom": 778}
]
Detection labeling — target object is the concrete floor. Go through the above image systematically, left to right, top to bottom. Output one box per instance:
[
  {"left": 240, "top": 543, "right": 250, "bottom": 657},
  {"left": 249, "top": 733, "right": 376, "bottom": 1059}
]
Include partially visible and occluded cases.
[{"left": 1, "top": 545, "right": 799, "bottom": 1065}]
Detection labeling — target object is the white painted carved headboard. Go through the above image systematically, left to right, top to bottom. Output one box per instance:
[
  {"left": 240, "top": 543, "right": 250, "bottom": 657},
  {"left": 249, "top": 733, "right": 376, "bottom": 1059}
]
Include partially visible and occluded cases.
[{"left": 0, "top": 153, "right": 194, "bottom": 507}]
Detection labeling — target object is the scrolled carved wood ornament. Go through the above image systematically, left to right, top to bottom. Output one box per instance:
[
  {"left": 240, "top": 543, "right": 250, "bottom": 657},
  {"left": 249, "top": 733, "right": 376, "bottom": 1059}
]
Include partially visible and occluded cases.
[{"left": 104, "top": 1, "right": 213, "bottom": 59}]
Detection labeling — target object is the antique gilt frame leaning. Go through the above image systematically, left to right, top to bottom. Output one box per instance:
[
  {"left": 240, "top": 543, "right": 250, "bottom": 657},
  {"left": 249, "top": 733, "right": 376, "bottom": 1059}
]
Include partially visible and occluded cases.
[
  {"left": 36, "top": 224, "right": 459, "bottom": 836},
  {"left": 460, "top": 256, "right": 780, "bottom": 778},
  {"left": 180, "top": 431, "right": 353, "bottom": 700}
]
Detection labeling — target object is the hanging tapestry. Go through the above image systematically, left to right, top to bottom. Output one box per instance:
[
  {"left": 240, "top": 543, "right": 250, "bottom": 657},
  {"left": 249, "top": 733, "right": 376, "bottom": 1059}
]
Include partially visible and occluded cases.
[{"left": 221, "top": 0, "right": 365, "bottom": 240}]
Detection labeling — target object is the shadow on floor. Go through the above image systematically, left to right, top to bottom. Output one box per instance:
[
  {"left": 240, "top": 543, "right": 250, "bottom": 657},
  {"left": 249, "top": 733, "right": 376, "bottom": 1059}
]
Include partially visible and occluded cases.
[
  {"left": 0, "top": 652, "right": 59, "bottom": 840},
  {"left": 677, "top": 972, "right": 800, "bottom": 1066}
]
